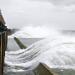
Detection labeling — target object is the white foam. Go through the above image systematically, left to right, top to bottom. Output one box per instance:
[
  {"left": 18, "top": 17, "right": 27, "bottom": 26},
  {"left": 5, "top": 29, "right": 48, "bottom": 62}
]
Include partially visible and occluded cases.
[{"left": 5, "top": 36, "right": 75, "bottom": 72}]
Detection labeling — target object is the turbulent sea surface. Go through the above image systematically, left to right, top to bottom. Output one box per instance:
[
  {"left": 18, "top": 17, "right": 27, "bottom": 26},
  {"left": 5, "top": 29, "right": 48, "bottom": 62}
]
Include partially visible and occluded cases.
[{"left": 4, "top": 36, "right": 75, "bottom": 75}]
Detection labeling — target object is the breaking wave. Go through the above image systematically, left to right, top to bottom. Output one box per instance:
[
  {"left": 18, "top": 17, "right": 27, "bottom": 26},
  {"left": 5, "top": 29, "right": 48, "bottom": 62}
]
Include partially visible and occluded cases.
[{"left": 5, "top": 36, "right": 75, "bottom": 73}]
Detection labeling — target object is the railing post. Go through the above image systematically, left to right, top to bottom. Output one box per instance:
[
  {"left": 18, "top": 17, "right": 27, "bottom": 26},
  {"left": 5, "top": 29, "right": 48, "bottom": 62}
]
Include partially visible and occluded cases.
[{"left": 0, "top": 31, "right": 8, "bottom": 75}]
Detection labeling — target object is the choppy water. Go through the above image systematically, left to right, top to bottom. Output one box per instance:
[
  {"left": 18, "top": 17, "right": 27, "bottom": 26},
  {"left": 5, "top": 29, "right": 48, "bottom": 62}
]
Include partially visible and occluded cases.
[{"left": 4, "top": 36, "right": 75, "bottom": 75}]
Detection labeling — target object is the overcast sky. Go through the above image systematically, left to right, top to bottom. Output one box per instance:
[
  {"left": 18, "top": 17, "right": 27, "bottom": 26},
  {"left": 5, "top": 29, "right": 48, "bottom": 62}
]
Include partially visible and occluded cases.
[{"left": 0, "top": 0, "right": 75, "bottom": 30}]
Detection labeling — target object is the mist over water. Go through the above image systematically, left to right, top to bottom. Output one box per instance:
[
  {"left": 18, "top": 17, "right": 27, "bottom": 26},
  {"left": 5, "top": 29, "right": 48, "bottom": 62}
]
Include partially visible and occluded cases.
[{"left": 9, "top": 26, "right": 59, "bottom": 38}]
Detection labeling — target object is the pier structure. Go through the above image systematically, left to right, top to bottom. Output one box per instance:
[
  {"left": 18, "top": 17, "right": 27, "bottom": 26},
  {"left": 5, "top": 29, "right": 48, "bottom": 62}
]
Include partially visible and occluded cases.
[{"left": 0, "top": 10, "right": 8, "bottom": 75}]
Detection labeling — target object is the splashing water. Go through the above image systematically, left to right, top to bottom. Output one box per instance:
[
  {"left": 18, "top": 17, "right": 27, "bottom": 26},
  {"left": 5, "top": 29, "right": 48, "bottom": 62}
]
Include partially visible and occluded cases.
[
  {"left": 9, "top": 26, "right": 59, "bottom": 38},
  {"left": 5, "top": 36, "right": 75, "bottom": 73}
]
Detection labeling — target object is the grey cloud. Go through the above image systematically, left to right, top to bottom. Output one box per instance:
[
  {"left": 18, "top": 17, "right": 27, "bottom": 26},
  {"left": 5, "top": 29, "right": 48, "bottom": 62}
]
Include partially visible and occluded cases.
[
  {"left": 0, "top": 0, "right": 75, "bottom": 30},
  {"left": 0, "top": 0, "right": 11, "bottom": 6},
  {"left": 29, "top": 0, "right": 75, "bottom": 5}
]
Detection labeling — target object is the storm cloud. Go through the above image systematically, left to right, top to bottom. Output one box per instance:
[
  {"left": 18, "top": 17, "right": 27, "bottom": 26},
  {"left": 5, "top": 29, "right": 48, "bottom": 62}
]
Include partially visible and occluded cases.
[{"left": 0, "top": 0, "right": 75, "bottom": 30}]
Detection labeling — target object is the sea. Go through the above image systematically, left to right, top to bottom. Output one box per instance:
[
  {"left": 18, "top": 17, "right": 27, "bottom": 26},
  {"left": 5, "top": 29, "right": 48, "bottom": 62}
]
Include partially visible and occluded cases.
[{"left": 4, "top": 37, "right": 75, "bottom": 75}]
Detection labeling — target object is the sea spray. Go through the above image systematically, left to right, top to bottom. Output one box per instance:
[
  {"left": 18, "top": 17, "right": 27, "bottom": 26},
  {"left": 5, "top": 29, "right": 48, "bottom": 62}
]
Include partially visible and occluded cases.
[
  {"left": 9, "top": 26, "right": 60, "bottom": 38},
  {"left": 5, "top": 36, "right": 75, "bottom": 73}
]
